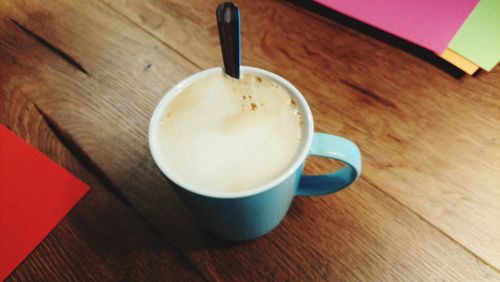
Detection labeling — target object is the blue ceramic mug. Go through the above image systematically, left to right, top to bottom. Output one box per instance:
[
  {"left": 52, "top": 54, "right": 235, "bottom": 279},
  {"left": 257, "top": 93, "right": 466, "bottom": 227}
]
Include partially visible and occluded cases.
[{"left": 149, "top": 67, "right": 361, "bottom": 240}]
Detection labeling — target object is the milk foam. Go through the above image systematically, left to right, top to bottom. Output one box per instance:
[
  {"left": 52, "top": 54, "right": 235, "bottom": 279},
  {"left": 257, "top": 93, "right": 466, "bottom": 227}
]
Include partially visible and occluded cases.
[{"left": 157, "top": 72, "right": 303, "bottom": 192}]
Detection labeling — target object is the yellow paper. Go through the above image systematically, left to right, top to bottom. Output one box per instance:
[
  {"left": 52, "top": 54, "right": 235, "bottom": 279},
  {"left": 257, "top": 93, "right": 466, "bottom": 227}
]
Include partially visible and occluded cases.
[{"left": 439, "top": 48, "right": 479, "bottom": 75}]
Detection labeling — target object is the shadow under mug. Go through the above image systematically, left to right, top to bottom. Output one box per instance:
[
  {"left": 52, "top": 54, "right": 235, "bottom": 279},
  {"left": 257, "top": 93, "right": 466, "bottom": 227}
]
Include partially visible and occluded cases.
[{"left": 149, "top": 66, "right": 361, "bottom": 241}]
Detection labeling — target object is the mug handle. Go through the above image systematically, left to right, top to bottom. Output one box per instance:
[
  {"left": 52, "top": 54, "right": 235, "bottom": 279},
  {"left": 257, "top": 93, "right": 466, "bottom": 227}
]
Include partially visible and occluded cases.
[{"left": 297, "top": 132, "right": 362, "bottom": 196}]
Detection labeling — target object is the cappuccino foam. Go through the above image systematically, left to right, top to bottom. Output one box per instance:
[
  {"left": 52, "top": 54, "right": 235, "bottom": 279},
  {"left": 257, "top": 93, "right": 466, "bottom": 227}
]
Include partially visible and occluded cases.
[{"left": 157, "top": 72, "right": 303, "bottom": 192}]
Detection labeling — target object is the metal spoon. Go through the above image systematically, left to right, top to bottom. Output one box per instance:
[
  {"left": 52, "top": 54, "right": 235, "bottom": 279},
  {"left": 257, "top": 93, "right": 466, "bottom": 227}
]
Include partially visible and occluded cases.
[{"left": 216, "top": 2, "right": 241, "bottom": 79}]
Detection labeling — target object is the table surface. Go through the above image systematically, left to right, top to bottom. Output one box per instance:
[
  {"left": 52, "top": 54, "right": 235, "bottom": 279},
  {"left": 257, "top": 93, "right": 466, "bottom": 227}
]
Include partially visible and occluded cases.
[{"left": 1, "top": 0, "right": 499, "bottom": 280}]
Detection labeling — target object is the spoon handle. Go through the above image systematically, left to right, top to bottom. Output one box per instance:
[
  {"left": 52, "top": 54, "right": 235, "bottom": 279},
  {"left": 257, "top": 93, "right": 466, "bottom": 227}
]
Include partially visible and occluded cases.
[{"left": 216, "top": 2, "right": 240, "bottom": 79}]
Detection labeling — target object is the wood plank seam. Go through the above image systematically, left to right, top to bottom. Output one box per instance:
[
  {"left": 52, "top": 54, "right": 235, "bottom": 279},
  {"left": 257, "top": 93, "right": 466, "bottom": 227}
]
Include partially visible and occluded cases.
[
  {"left": 97, "top": 0, "right": 203, "bottom": 70},
  {"left": 10, "top": 19, "right": 89, "bottom": 76},
  {"left": 339, "top": 79, "right": 398, "bottom": 109},
  {"left": 33, "top": 104, "right": 134, "bottom": 208},
  {"left": 31, "top": 105, "right": 211, "bottom": 281},
  {"left": 362, "top": 176, "right": 500, "bottom": 274}
]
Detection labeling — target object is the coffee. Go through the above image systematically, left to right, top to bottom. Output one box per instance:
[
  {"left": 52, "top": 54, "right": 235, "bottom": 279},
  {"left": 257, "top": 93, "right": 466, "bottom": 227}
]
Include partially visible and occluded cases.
[{"left": 156, "top": 72, "right": 303, "bottom": 192}]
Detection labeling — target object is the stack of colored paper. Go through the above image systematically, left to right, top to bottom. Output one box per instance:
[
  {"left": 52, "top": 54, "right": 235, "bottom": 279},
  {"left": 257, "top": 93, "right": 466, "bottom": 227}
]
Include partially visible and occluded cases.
[{"left": 314, "top": 0, "right": 499, "bottom": 75}]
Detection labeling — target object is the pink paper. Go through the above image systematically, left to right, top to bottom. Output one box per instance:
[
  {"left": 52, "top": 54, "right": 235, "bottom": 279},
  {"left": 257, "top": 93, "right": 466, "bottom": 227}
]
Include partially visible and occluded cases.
[{"left": 314, "top": 0, "right": 479, "bottom": 53}]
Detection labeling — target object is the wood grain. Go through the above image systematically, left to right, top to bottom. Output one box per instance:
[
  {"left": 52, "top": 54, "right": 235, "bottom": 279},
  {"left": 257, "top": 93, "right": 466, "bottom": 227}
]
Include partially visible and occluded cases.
[
  {"left": 0, "top": 0, "right": 499, "bottom": 280},
  {"left": 103, "top": 0, "right": 500, "bottom": 269},
  {"left": 0, "top": 85, "right": 203, "bottom": 280}
]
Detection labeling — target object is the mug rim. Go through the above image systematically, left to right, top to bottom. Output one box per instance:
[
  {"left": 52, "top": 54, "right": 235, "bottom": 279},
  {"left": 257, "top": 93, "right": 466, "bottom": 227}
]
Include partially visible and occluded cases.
[{"left": 149, "top": 66, "right": 314, "bottom": 199}]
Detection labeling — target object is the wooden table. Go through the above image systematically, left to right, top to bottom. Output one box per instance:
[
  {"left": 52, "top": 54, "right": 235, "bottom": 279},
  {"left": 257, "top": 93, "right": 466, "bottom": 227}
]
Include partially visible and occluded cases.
[{"left": 1, "top": 0, "right": 499, "bottom": 280}]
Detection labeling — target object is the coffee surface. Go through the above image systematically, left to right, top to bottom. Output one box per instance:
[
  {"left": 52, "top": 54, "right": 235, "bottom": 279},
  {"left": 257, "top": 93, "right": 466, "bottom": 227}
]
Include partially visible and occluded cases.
[{"left": 157, "top": 72, "right": 303, "bottom": 192}]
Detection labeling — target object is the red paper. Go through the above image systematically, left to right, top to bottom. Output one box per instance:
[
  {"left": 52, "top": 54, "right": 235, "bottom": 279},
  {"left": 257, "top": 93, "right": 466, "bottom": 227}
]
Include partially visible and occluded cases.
[
  {"left": 314, "top": 0, "right": 479, "bottom": 53},
  {"left": 0, "top": 124, "right": 89, "bottom": 280}
]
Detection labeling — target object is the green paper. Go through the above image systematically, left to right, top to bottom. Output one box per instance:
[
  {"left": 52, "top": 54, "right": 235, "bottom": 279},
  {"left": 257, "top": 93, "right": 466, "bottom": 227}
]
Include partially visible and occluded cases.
[{"left": 449, "top": 0, "right": 500, "bottom": 71}]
